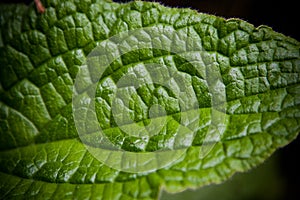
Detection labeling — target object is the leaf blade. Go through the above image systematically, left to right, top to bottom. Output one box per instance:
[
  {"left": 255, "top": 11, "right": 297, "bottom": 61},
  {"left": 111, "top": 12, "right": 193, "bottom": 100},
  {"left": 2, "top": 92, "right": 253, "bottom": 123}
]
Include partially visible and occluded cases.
[{"left": 0, "top": 0, "right": 299, "bottom": 199}]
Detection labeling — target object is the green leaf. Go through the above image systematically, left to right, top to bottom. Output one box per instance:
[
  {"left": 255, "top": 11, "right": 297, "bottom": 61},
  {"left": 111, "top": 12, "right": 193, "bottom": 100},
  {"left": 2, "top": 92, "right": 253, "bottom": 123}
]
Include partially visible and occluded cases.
[{"left": 0, "top": 0, "right": 299, "bottom": 199}]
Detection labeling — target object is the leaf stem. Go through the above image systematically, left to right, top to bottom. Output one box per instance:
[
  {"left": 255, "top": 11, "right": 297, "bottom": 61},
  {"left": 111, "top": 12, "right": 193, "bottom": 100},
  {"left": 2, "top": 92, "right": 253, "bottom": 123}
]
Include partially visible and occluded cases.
[{"left": 34, "top": 0, "right": 45, "bottom": 13}]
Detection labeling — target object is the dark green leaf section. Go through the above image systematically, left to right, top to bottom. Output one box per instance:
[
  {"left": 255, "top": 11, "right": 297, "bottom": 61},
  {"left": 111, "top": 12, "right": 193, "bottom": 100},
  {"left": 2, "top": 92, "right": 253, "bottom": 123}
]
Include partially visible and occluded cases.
[{"left": 0, "top": 0, "right": 299, "bottom": 199}]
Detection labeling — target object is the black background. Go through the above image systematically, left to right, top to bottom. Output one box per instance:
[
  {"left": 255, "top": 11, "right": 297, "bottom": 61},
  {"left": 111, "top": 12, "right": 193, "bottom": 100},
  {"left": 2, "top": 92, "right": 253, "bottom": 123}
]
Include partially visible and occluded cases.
[{"left": 1, "top": 0, "right": 299, "bottom": 199}]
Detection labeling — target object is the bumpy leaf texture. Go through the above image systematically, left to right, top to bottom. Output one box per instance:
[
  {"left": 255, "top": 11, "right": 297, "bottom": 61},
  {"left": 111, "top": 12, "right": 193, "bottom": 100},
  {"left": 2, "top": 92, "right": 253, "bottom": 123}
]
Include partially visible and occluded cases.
[{"left": 0, "top": 0, "right": 299, "bottom": 199}]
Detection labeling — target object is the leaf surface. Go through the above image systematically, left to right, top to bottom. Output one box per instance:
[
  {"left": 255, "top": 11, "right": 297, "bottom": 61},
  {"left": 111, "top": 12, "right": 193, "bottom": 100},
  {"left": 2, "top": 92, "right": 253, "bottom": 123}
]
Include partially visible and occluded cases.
[{"left": 0, "top": 0, "right": 299, "bottom": 199}]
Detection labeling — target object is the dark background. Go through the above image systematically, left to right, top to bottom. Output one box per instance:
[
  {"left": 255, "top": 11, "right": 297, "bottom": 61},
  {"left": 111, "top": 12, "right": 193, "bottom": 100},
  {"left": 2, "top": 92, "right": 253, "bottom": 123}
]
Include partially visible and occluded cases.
[
  {"left": 1, "top": 0, "right": 299, "bottom": 199},
  {"left": 114, "top": 0, "right": 300, "bottom": 42}
]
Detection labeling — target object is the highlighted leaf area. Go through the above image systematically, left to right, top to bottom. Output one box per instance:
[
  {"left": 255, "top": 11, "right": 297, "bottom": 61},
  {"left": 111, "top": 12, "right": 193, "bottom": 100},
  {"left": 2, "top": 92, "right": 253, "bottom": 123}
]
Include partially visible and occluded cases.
[{"left": 0, "top": 0, "right": 299, "bottom": 199}]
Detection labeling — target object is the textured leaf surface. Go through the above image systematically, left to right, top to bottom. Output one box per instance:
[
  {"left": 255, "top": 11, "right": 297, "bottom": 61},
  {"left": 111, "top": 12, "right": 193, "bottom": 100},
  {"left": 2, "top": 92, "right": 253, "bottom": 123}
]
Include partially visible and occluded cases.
[{"left": 0, "top": 0, "right": 299, "bottom": 199}]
